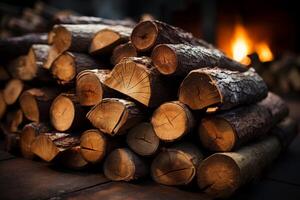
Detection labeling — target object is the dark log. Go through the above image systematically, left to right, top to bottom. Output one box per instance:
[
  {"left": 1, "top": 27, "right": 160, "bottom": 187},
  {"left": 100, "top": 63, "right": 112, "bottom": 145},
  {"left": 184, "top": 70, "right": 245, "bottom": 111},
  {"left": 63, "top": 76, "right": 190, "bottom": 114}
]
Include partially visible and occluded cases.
[
  {"left": 131, "top": 20, "right": 222, "bottom": 53},
  {"left": 90, "top": 26, "right": 132, "bottom": 55},
  {"left": 111, "top": 42, "right": 137, "bottom": 65},
  {"left": 152, "top": 44, "right": 246, "bottom": 76},
  {"left": 51, "top": 52, "right": 104, "bottom": 85},
  {"left": 7, "top": 56, "right": 27, "bottom": 79},
  {"left": 104, "top": 57, "right": 178, "bottom": 107},
  {"left": 0, "top": 66, "right": 10, "bottom": 83},
  {"left": 179, "top": 67, "right": 268, "bottom": 111},
  {"left": 3, "top": 79, "right": 24, "bottom": 105},
  {"left": 0, "top": 91, "right": 6, "bottom": 119},
  {"left": 198, "top": 92, "right": 288, "bottom": 152},
  {"left": 87, "top": 98, "right": 144, "bottom": 136},
  {"left": 151, "top": 101, "right": 194, "bottom": 142},
  {"left": 5, "top": 109, "right": 23, "bottom": 133},
  {"left": 20, "top": 122, "right": 51, "bottom": 159},
  {"left": 126, "top": 122, "right": 160, "bottom": 156},
  {"left": 1, "top": 123, "right": 20, "bottom": 154},
  {"left": 151, "top": 143, "right": 203, "bottom": 186},
  {"left": 55, "top": 146, "right": 89, "bottom": 170},
  {"left": 104, "top": 148, "right": 148, "bottom": 181}
]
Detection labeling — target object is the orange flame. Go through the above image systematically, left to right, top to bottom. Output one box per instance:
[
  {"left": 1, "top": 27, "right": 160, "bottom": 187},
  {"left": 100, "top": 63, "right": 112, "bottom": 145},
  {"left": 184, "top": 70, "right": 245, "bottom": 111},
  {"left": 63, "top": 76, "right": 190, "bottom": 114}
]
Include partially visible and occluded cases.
[{"left": 256, "top": 42, "right": 274, "bottom": 62}]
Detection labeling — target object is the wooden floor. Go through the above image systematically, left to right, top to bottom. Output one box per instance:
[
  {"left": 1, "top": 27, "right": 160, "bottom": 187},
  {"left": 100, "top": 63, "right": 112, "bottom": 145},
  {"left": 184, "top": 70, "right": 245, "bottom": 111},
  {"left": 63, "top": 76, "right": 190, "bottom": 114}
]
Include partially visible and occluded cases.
[{"left": 0, "top": 100, "right": 300, "bottom": 200}]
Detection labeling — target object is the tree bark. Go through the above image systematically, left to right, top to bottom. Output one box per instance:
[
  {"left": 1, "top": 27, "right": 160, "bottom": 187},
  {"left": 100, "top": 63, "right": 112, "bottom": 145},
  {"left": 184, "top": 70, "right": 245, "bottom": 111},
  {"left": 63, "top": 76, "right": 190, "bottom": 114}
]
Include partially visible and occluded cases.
[
  {"left": 131, "top": 20, "right": 222, "bottom": 54},
  {"left": 44, "top": 24, "right": 108, "bottom": 68},
  {"left": 90, "top": 26, "right": 132, "bottom": 55},
  {"left": 111, "top": 42, "right": 137, "bottom": 65},
  {"left": 152, "top": 44, "right": 246, "bottom": 76},
  {"left": 51, "top": 52, "right": 104, "bottom": 85},
  {"left": 104, "top": 57, "right": 179, "bottom": 107},
  {"left": 179, "top": 67, "right": 268, "bottom": 111},
  {"left": 3, "top": 79, "right": 24, "bottom": 105},
  {"left": 19, "top": 88, "right": 60, "bottom": 122},
  {"left": 198, "top": 92, "right": 288, "bottom": 152},
  {"left": 50, "top": 93, "right": 89, "bottom": 132},
  {"left": 87, "top": 98, "right": 144, "bottom": 136},
  {"left": 151, "top": 101, "right": 194, "bottom": 142},
  {"left": 197, "top": 118, "right": 297, "bottom": 198},
  {"left": 20, "top": 122, "right": 51, "bottom": 159},
  {"left": 126, "top": 122, "right": 160, "bottom": 156},
  {"left": 31, "top": 132, "right": 80, "bottom": 162},
  {"left": 151, "top": 143, "right": 203, "bottom": 186},
  {"left": 104, "top": 148, "right": 148, "bottom": 181}
]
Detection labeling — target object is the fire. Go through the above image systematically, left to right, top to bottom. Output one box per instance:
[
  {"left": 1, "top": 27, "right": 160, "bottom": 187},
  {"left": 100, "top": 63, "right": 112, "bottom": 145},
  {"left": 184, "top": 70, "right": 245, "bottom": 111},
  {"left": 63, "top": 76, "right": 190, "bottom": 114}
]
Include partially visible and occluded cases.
[{"left": 256, "top": 42, "right": 274, "bottom": 62}]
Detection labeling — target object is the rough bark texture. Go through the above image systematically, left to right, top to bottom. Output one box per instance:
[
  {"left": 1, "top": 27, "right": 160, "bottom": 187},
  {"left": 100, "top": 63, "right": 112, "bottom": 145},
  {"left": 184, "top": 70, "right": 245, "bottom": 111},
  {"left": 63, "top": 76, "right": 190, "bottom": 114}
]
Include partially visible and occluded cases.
[
  {"left": 111, "top": 42, "right": 137, "bottom": 65},
  {"left": 152, "top": 44, "right": 246, "bottom": 76},
  {"left": 104, "top": 57, "right": 179, "bottom": 107},
  {"left": 179, "top": 67, "right": 268, "bottom": 111},
  {"left": 87, "top": 98, "right": 144, "bottom": 136},
  {"left": 151, "top": 143, "right": 203, "bottom": 186},
  {"left": 104, "top": 148, "right": 148, "bottom": 181}
]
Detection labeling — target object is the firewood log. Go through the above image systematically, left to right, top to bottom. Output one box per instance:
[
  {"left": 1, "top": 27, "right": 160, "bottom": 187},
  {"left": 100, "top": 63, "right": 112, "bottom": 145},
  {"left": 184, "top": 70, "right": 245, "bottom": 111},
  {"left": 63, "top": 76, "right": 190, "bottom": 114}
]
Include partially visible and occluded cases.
[
  {"left": 54, "top": 15, "right": 136, "bottom": 27},
  {"left": 131, "top": 20, "right": 221, "bottom": 53},
  {"left": 44, "top": 24, "right": 108, "bottom": 68},
  {"left": 89, "top": 26, "right": 132, "bottom": 55},
  {"left": 0, "top": 33, "right": 47, "bottom": 58},
  {"left": 111, "top": 42, "right": 137, "bottom": 65},
  {"left": 152, "top": 44, "right": 246, "bottom": 76},
  {"left": 51, "top": 52, "right": 104, "bottom": 85},
  {"left": 7, "top": 56, "right": 27, "bottom": 79},
  {"left": 104, "top": 57, "right": 178, "bottom": 107},
  {"left": 0, "top": 66, "right": 10, "bottom": 83},
  {"left": 179, "top": 67, "right": 268, "bottom": 111},
  {"left": 76, "top": 69, "right": 115, "bottom": 106},
  {"left": 3, "top": 79, "right": 24, "bottom": 105},
  {"left": 19, "top": 88, "right": 60, "bottom": 122},
  {"left": 0, "top": 91, "right": 6, "bottom": 119},
  {"left": 198, "top": 92, "right": 288, "bottom": 152},
  {"left": 50, "top": 93, "right": 88, "bottom": 132},
  {"left": 86, "top": 98, "right": 144, "bottom": 136},
  {"left": 151, "top": 101, "right": 194, "bottom": 142},
  {"left": 5, "top": 109, "right": 23, "bottom": 133},
  {"left": 197, "top": 117, "right": 298, "bottom": 198},
  {"left": 20, "top": 122, "right": 51, "bottom": 159},
  {"left": 126, "top": 122, "right": 160, "bottom": 156},
  {"left": 1, "top": 123, "right": 20, "bottom": 153},
  {"left": 79, "top": 129, "right": 108, "bottom": 163},
  {"left": 31, "top": 132, "right": 80, "bottom": 162},
  {"left": 151, "top": 143, "right": 203, "bottom": 186},
  {"left": 55, "top": 146, "right": 89, "bottom": 170},
  {"left": 104, "top": 148, "right": 147, "bottom": 181}
]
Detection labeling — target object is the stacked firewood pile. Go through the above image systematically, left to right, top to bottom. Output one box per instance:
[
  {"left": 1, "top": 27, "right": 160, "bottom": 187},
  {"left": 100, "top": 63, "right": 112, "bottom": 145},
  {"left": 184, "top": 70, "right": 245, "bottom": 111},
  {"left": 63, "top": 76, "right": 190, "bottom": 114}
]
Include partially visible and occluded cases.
[{"left": 0, "top": 11, "right": 298, "bottom": 199}]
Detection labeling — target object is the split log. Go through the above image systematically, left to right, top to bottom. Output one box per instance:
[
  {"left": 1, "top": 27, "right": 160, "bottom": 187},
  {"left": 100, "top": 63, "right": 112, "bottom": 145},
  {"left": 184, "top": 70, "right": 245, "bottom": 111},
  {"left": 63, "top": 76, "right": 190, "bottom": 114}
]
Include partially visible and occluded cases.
[
  {"left": 54, "top": 15, "right": 136, "bottom": 27},
  {"left": 131, "top": 20, "right": 221, "bottom": 53},
  {"left": 44, "top": 24, "right": 108, "bottom": 68},
  {"left": 89, "top": 26, "right": 132, "bottom": 55},
  {"left": 0, "top": 33, "right": 47, "bottom": 58},
  {"left": 111, "top": 42, "right": 137, "bottom": 65},
  {"left": 151, "top": 44, "right": 246, "bottom": 76},
  {"left": 51, "top": 52, "right": 104, "bottom": 85},
  {"left": 104, "top": 57, "right": 178, "bottom": 107},
  {"left": 0, "top": 66, "right": 10, "bottom": 83},
  {"left": 179, "top": 67, "right": 268, "bottom": 111},
  {"left": 76, "top": 69, "right": 115, "bottom": 106},
  {"left": 3, "top": 79, "right": 24, "bottom": 105},
  {"left": 19, "top": 88, "right": 60, "bottom": 122},
  {"left": 0, "top": 91, "right": 6, "bottom": 119},
  {"left": 198, "top": 92, "right": 288, "bottom": 152},
  {"left": 50, "top": 93, "right": 88, "bottom": 132},
  {"left": 87, "top": 98, "right": 144, "bottom": 136},
  {"left": 151, "top": 101, "right": 194, "bottom": 142},
  {"left": 5, "top": 109, "right": 23, "bottom": 133},
  {"left": 197, "top": 118, "right": 298, "bottom": 198},
  {"left": 20, "top": 122, "right": 51, "bottom": 159},
  {"left": 126, "top": 122, "right": 160, "bottom": 156},
  {"left": 80, "top": 129, "right": 108, "bottom": 163},
  {"left": 31, "top": 132, "right": 79, "bottom": 162},
  {"left": 151, "top": 143, "right": 203, "bottom": 186},
  {"left": 55, "top": 146, "right": 89, "bottom": 170},
  {"left": 104, "top": 148, "right": 147, "bottom": 181}
]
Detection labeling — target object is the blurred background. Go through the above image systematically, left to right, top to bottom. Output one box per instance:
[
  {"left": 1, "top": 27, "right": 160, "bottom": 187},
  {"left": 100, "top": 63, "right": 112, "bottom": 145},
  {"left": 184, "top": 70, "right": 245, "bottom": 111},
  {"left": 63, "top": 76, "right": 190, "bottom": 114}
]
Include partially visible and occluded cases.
[{"left": 1, "top": 0, "right": 300, "bottom": 97}]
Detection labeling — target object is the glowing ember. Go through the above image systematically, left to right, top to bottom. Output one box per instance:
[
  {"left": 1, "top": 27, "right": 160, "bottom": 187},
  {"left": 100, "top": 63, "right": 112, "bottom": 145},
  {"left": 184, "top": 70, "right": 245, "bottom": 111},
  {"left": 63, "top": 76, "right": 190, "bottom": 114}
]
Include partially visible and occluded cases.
[{"left": 256, "top": 42, "right": 274, "bottom": 62}]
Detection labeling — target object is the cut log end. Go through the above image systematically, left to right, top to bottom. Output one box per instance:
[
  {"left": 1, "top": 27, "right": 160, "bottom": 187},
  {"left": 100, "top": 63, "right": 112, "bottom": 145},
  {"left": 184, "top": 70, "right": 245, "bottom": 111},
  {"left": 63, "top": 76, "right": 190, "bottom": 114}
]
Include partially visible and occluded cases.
[
  {"left": 131, "top": 21, "right": 158, "bottom": 51},
  {"left": 90, "top": 29, "right": 122, "bottom": 54},
  {"left": 111, "top": 42, "right": 137, "bottom": 65},
  {"left": 152, "top": 44, "right": 178, "bottom": 75},
  {"left": 23, "top": 48, "right": 38, "bottom": 80},
  {"left": 51, "top": 52, "right": 76, "bottom": 84},
  {"left": 179, "top": 72, "right": 221, "bottom": 110},
  {"left": 3, "top": 79, "right": 24, "bottom": 105},
  {"left": 0, "top": 91, "right": 6, "bottom": 119},
  {"left": 19, "top": 91, "right": 39, "bottom": 122},
  {"left": 50, "top": 95, "right": 75, "bottom": 132},
  {"left": 151, "top": 101, "right": 193, "bottom": 142},
  {"left": 199, "top": 117, "right": 236, "bottom": 152},
  {"left": 127, "top": 122, "right": 159, "bottom": 156},
  {"left": 80, "top": 129, "right": 107, "bottom": 163},
  {"left": 197, "top": 154, "right": 240, "bottom": 198}
]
